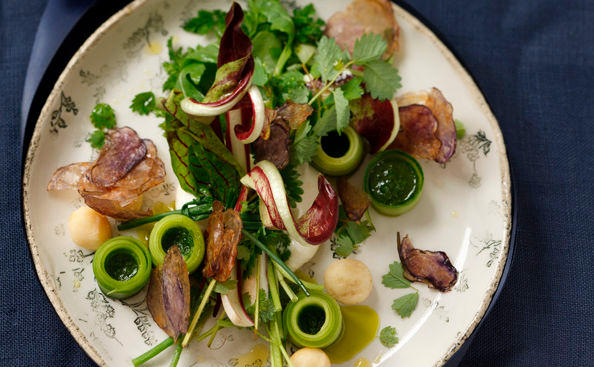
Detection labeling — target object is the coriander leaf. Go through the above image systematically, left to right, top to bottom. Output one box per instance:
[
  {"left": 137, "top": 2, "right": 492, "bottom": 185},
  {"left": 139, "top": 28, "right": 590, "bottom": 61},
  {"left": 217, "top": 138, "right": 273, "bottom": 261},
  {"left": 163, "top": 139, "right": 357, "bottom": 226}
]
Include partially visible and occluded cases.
[
  {"left": 248, "top": 0, "right": 294, "bottom": 36},
  {"left": 292, "top": 4, "right": 325, "bottom": 45},
  {"left": 183, "top": 10, "right": 227, "bottom": 38},
  {"left": 352, "top": 33, "right": 387, "bottom": 65},
  {"left": 313, "top": 36, "right": 344, "bottom": 82},
  {"left": 362, "top": 59, "right": 402, "bottom": 100},
  {"left": 273, "top": 70, "right": 310, "bottom": 104},
  {"left": 341, "top": 77, "right": 364, "bottom": 100},
  {"left": 333, "top": 88, "right": 349, "bottom": 133},
  {"left": 130, "top": 92, "right": 156, "bottom": 115},
  {"left": 90, "top": 103, "right": 116, "bottom": 129},
  {"left": 312, "top": 106, "right": 337, "bottom": 137},
  {"left": 455, "top": 119, "right": 466, "bottom": 139},
  {"left": 87, "top": 129, "right": 105, "bottom": 149},
  {"left": 291, "top": 134, "right": 319, "bottom": 166},
  {"left": 280, "top": 163, "right": 304, "bottom": 208},
  {"left": 344, "top": 221, "right": 372, "bottom": 243},
  {"left": 263, "top": 230, "right": 292, "bottom": 262},
  {"left": 333, "top": 233, "right": 354, "bottom": 258},
  {"left": 237, "top": 244, "right": 251, "bottom": 261},
  {"left": 382, "top": 261, "right": 411, "bottom": 289},
  {"left": 214, "top": 280, "right": 238, "bottom": 295},
  {"left": 257, "top": 289, "right": 276, "bottom": 323},
  {"left": 392, "top": 292, "right": 419, "bottom": 318},
  {"left": 379, "top": 326, "right": 399, "bottom": 348}
]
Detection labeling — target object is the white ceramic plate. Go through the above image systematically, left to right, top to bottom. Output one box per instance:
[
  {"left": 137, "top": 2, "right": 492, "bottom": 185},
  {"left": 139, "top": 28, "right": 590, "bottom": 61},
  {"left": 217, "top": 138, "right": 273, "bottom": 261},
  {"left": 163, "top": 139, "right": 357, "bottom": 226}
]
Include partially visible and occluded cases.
[{"left": 23, "top": 0, "right": 511, "bottom": 366}]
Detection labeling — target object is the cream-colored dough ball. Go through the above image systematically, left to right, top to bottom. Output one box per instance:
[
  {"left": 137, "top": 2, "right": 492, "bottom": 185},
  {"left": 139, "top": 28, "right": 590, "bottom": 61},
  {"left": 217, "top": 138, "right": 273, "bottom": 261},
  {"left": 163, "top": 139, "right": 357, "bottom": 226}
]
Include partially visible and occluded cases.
[
  {"left": 67, "top": 206, "right": 112, "bottom": 251},
  {"left": 324, "top": 258, "right": 373, "bottom": 305},
  {"left": 290, "top": 347, "right": 331, "bottom": 367}
]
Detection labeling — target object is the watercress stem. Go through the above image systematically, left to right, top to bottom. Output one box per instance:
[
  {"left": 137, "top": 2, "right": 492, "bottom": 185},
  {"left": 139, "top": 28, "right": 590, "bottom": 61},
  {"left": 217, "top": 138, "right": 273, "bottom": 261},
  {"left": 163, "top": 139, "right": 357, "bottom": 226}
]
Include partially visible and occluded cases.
[
  {"left": 241, "top": 229, "right": 310, "bottom": 296},
  {"left": 182, "top": 279, "right": 217, "bottom": 347},
  {"left": 132, "top": 337, "right": 174, "bottom": 366}
]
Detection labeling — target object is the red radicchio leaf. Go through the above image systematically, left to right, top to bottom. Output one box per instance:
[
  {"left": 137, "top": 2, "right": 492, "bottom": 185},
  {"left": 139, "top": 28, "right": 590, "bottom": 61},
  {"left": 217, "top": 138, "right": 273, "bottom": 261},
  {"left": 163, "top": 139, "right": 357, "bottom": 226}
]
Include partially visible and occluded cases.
[
  {"left": 181, "top": 3, "right": 254, "bottom": 117},
  {"left": 388, "top": 87, "right": 456, "bottom": 163},
  {"left": 350, "top": 94, "right": 400, "bottom": 153},
  {"left": 242, "top": 161, "right": 339, "bottom": 245}
]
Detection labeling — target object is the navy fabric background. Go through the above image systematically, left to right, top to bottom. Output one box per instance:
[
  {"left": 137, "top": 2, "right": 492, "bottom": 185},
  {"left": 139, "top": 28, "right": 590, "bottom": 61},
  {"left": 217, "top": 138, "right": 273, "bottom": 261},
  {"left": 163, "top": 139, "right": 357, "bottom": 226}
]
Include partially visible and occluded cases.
[{"left": 1, "top": 0, "right": 593, "bottom": 366}]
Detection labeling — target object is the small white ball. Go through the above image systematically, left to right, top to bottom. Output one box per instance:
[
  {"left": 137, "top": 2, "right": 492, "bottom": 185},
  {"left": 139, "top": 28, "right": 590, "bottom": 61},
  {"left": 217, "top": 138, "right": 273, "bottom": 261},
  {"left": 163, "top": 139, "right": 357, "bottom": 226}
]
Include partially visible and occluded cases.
[
  {"left": 67, "top": 206, "right": 112, "bottom": 251},
  {"left": 324, "top": 258, "right": 373, "bottom": 305},
  {"left": 290, "top": 347, "right": 331, "bottom": 367}
]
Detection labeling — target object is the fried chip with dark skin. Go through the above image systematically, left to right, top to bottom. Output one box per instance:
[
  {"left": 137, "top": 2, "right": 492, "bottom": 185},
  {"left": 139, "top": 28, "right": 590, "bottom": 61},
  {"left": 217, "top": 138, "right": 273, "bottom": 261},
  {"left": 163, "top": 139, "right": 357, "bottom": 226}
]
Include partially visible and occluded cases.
[
  {"left": 325, "top": 0, "right": 400, "bottom": 56},
  {"left": 389, "top": 88, "right": 456, "bottom": 163},
  {"left": 276, "top": 101, "right": 314, "bottom": 130},
  {"left": 252, "top": 121, "right": 290, "bottom": 170},
  {"left": 47, "top": 127, "right": 166, "bottom": 220},
  {"left": 90, "top": 127, "right": 147, "bottom": 187},
  {"left": 337, "top": 177, "right": 370, "bottom": 221},
  {"left": 203, "top": 201, "right": 242, "bottom": 282},
  {"left": 397, "top": 233, "right": 458, "bottom": 292},
  {"left": 146, "top": 246, "right": 190, "bottom": 341}
]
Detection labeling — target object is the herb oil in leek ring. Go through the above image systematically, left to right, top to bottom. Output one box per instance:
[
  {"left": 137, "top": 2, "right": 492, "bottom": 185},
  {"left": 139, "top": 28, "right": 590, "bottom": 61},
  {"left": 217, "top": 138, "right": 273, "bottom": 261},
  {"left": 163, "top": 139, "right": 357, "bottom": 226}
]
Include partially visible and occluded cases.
[
  {"left": 312, "top": 126, "right": 364, "bottom": 176},
  {"left": 364, "top": 150, "right": 424, "bottom": 216},
  {"left": 149, "top": 214, "right": 204, "bottom": 273},
  {"left": 92, "top": 236, "right": 152, "bottom": 299},
  {"left": 283, "top": 291, "right": 343, "bottom": 349}
]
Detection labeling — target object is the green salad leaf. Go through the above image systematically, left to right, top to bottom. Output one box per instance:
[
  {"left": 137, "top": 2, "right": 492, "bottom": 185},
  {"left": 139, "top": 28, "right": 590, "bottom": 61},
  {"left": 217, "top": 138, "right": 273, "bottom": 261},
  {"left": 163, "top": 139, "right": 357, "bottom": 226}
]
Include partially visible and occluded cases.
[
  {"left": 292, "top": 4, "right": 325, "bottom": 45},
  {"left": 352, "top": 33, "right": 388, "bottom": 65},
  {"left": 313, "top": 36, "right": 344, "bottom": 82},
  {"left": 362, "top": 59, "right": 402, "bottom": 100},
  {"left": 90, "top": 103, "right": 116, "bottom": 129},
  {"left": 382, "top": 262, "right": 412, "bottom": 289},
  {"left": 391, "top": 292, "right": 419, "bottom": 318}
]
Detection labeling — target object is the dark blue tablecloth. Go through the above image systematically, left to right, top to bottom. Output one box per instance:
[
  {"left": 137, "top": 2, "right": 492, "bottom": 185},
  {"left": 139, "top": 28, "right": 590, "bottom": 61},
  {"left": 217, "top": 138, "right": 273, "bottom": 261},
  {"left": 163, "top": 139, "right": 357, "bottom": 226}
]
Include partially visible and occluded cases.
[{"left": 1, "top": 0, "right": 592, "bottom": 366}]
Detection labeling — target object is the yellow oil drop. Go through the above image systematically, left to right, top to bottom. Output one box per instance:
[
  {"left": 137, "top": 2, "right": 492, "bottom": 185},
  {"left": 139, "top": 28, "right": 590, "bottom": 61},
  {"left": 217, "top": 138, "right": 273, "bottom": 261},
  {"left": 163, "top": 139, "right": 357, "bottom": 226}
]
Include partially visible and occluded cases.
[
  {"left": 146, "top": 41, "right": 162, "bottom": 55},
  {"left": 135, "top": 201, "right": 175, "bottom": 244},
  {"left": 324, "top": 305, "right": 379, "bottom": 364},
  {"left": 234, "top": 344, "right": 269, "bottom": 367},
  {"left": 354, "top": 357, "right": 372, "bottom": 367}
]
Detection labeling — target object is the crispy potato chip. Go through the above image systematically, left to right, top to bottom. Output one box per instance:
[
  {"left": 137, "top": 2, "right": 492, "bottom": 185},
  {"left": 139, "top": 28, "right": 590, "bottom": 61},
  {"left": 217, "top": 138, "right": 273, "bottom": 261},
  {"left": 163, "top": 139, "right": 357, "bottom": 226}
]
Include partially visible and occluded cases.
[
  {"left": 325, "top": 0, "right": 400, "bottom": 56},
  {"left": 337, "top": 177, "right": 370, "bottom": 222},
  {"left": 203, "top": 201, "right": 242, "bottom": 282}
]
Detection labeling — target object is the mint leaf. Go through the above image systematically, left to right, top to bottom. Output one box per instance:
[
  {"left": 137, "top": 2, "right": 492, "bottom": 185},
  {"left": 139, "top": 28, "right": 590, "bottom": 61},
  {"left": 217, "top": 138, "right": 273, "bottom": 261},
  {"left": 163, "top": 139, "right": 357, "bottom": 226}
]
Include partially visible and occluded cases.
[
  {"left": 292, "top": 4, "right": 325, "bottom": 45},
  {"left": 183, "top": 10, "right": 227, "bottom": 38},
  {"left": 352, "top": 33, "right": 387, "bottom": 65},
  {"left": 314, "top": 36, "right": 344, "bottom": 82},
  {"left": 362, "top": 59, "right": 401, "bottom": 100},
  {"left": 341, "top": 77, "right": 364, "bottom": 100},
  {"left": 333, "top": 88, "right": 349, "bottom": 133},
  {"left": 130, "top": 92, "right": 156, "bottom": 115},
  {"left": 90, "top": 103, "right": 116, "bottom": 129},
  {"left": 312, "top": 106, "right": 337, "bottom": 137},
  {"left": 87, "top": 129, "right": 105, "bottom": 149},
  {"left": 292, "top": 134, "right": 319, "bottom": 165},
  {"left": 382, "top": 261, "right": 411, "bottom": 289},
  {"left": 214, "top": 280, "right": 238, "bottom": 295},
  {"left": 392, "top": 292, "right": 419, "bottom": 318},
  {"left": 379, "top": 326, "right": 399, "bottom": 348}
]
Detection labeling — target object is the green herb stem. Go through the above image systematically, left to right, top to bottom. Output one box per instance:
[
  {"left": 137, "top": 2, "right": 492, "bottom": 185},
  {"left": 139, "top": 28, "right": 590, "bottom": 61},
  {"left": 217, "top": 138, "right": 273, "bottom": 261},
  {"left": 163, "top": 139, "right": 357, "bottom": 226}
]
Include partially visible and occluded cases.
[
  {"left": 274, "top": 37, "right": 294, "bottom": 76},
  {"left": 308, "top": 60, "right": 354, "bottom": 105},
  {"left": 117, "top": 201, "right": 212, "bottom": 230},
  {"left": 241, "top": 229, "right": 310, "bottom": 296},
  {"left": 254, "top": 255, "right": 262, "bottom": 331},
  {"left": 267, "top": 260, "right": 282, "bottom": 311},
  {"left": 274, "top": 263, "right": 324, "bottom": 292},
  {"left": 276, "top": 267, "right": 298, "bottom": 302},
  {"left": 182, "top": 279, "right": 217, "bottom": 347},
  {"left": 207, "top": 312, "right": 227, "bottom": 347},
  {"left": 132, "top": 337, "right": 174, "bottom": 366},
  {"left": 169, "top": 340, "right": 182, "bottom": 367}
]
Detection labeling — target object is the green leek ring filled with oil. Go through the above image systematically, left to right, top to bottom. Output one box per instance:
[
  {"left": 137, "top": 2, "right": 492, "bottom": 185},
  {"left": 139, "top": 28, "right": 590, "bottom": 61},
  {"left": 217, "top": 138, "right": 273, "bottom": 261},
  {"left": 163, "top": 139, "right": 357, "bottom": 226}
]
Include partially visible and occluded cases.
[
  {"left": 312, "top": 126, "right": 364, "bottom": 176},
  {"left": 364, "top": 150, "right": 424, "bottom": 216},
  {"left": 149, "top": 214, "right": 204, "bottom": 273},
  {"left": 92, "top": 236, "right": 152, "bottom": 299},
  {"left": 283, "top": 291, "right": 343, "bottom": 349}
]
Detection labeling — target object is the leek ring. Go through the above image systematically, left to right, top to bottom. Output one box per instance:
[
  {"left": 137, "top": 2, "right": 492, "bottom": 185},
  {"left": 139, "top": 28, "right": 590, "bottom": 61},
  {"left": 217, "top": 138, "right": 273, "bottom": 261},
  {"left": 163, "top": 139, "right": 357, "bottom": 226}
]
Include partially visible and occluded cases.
[
  {"left": 149, "top": 214, "right": 204, "bottom": 273},
  {"left": 92, "top": 236, "right": 151, "bottom": 299},
  {"left": 283, "top": 291, "right": 343, "bottom": 349}
]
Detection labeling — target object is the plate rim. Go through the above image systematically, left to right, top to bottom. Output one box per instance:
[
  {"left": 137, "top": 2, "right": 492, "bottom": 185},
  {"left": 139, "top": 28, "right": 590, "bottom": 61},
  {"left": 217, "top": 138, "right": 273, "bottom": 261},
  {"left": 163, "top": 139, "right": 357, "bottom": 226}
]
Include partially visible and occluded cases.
[{"left": 21, "top": 1, "right": 512, "bottom": 366}]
